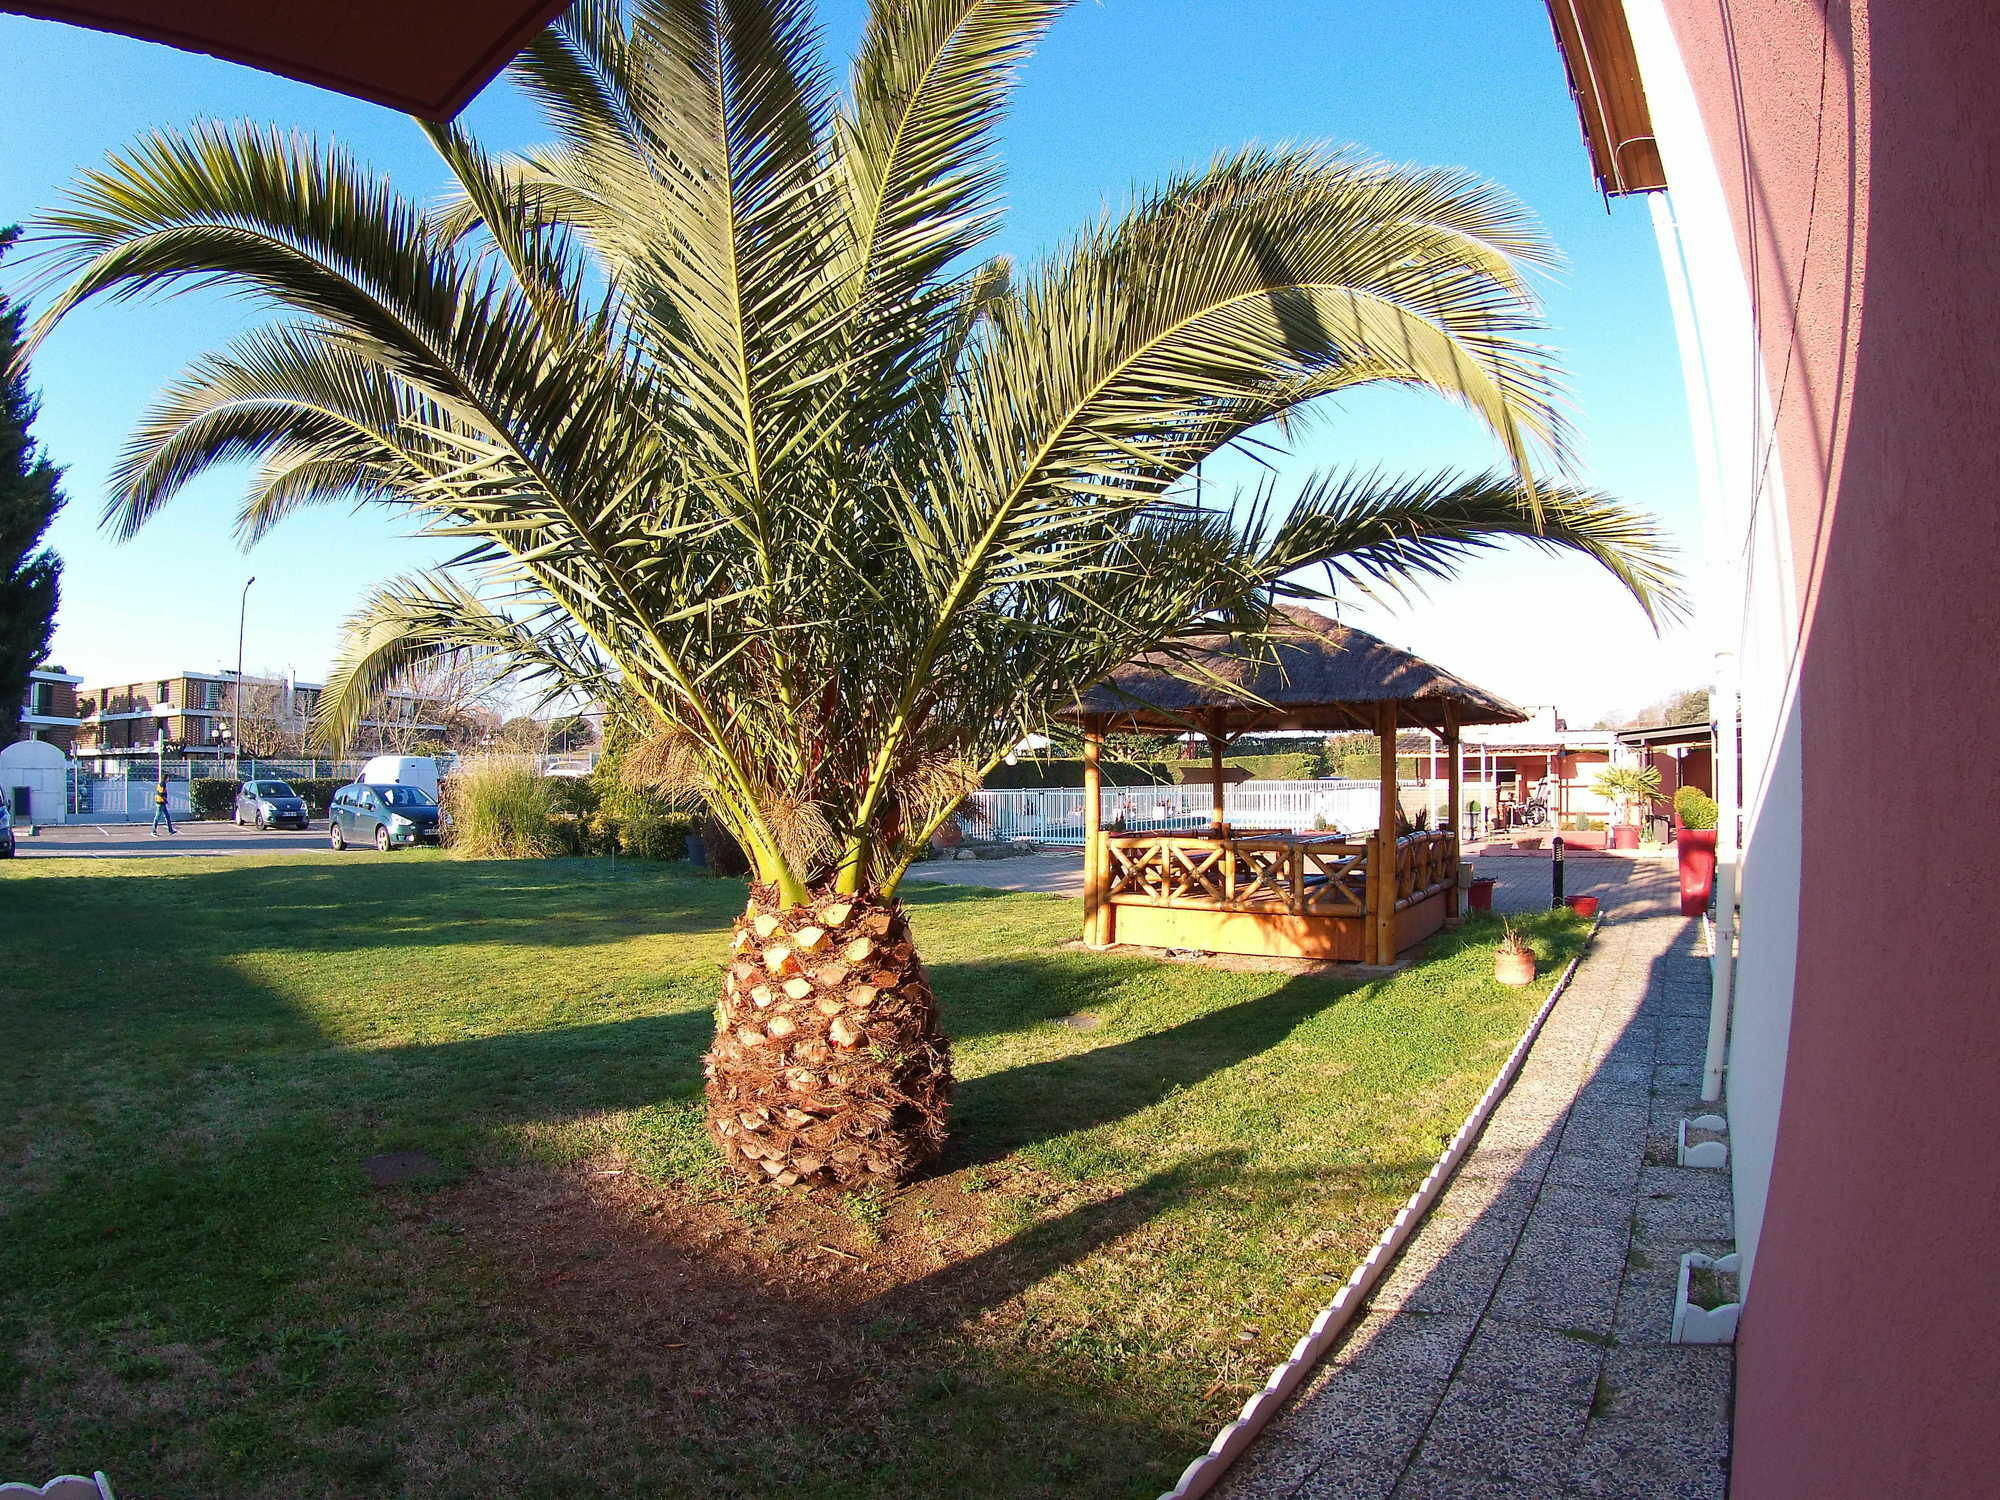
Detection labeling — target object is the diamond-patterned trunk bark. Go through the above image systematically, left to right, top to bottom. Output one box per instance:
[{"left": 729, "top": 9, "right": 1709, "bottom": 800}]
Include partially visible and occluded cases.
[{"left": 705, "top": 889, "right": 953, "bottom": 1189}]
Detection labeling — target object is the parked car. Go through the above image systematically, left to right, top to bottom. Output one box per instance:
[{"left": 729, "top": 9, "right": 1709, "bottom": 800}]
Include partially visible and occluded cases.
[
  {"left": 542, "top": 758, "right": 592, "bottom": 778},
  {"left": 234, "top": 779, "right": 310, "bottom": 830},
  {"left": 328, "top": 782, "right": 442, "bottom": 851},
  {"left": 0, "top": 803, "right": 14, "bottom": 858}
]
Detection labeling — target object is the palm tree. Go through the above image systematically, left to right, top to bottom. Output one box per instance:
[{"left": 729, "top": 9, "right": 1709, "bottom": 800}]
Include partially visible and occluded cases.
[
  {"left": 22, "top": 0, "right": 1679, "bottom": 1189},
  {"left": 1593, "top": 763, "right": 1666, "bottom": 828}
]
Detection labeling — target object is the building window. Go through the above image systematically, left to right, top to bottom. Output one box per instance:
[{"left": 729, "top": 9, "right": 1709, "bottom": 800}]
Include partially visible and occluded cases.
[{"left": 31, "top": 682, "right": 52, "bottom": 715}]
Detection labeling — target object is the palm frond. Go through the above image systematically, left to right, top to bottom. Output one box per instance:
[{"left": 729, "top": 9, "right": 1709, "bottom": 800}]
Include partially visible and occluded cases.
[
  {"left": 29, "top": 0, "right": 1681, "bottom": 898},
  {"left": 1251, "top": 468, "right": 1685, "bottom": 626},
  {"left": 315, "top": 572, "right": 610, "bottom": 751}
]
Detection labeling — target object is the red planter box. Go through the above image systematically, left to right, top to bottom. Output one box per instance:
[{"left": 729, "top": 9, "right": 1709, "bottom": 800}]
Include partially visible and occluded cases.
[
  {"left": 1610, "top": 824, "right": 1641, "bottom": 850},
  {"left": 1678, "top": 829, "right": 1718, "bottom": 916},
  {"left": 1467, "top": 877, "right": 1496, "bottom": 911}
]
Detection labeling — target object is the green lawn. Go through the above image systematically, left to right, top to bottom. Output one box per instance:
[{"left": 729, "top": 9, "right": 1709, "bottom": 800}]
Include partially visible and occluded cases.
[{"left": 0, "top": 853, "right": 1586, "bottom": 1498}]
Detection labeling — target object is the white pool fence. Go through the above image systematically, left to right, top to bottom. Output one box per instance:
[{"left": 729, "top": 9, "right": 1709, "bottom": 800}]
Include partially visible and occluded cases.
[{"left": 965, "top": 778, "right": 1509, "bottom": 846}]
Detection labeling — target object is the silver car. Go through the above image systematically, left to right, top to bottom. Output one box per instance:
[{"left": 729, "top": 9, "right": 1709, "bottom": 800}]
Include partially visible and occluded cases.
[{"left": 234, "top": 779, "right": 310, "bottom": 830}]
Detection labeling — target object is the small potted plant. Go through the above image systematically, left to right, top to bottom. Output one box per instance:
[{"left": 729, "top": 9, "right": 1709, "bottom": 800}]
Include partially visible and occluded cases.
[
  {"left": 1591, "top": 764, "right": 1663, "bottom": 851},
  {"left": 1673, "top": 786, "right": 1720, "bottom": 916},
  {"left": 1494, "top": 921, "right": 1537, "bottom": 986}
]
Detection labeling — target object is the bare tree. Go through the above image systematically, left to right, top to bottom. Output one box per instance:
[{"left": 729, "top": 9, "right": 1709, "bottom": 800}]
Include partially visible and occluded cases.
[
  {"left": 347, "top": 651, "right": 513, "bottom": 754},
  {"left": 229, "top": 673, "right": 309, "bottom": 758}
]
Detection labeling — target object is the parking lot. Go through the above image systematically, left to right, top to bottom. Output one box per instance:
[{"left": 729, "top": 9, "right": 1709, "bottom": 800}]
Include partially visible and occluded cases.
[{"left": 8, "top": 821, "right": 365, "bottom": 859}]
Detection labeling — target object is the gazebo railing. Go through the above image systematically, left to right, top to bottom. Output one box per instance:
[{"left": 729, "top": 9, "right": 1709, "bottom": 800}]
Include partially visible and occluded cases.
[
  {"left": 1101, "top": 827, "right": 1457, "bottom": 921},
  {"left": 1393, "top": 831, "right": 1459, "bottom": 910},
  {"left": 1104, "top": 832, "right": 1375, "bottom": 916}
]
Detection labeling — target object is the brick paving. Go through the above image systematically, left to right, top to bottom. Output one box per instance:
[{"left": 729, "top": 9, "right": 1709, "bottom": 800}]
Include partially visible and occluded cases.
[{"left": 1213, "top": 861, "right": 1734, "bottom": 1500}]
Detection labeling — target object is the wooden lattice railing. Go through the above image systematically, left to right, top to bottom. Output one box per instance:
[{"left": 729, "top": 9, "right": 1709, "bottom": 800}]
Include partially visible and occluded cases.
[
  {"left": 1102, "top": 829, "right": 1459, "bottom": 919},
  {"left": 1393, "top": 831, "right": 1459, "bottom": 910},
  {"left": 1104, "top": 832, "right": 1373, "bottom": 916}
]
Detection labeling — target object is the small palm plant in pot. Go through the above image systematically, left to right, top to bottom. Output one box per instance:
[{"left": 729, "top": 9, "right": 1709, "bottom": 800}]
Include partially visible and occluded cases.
[
  {"left": 1591, "top": 765, "right": 1664, "bottom": 850},
  {"left": 1494, "top": 921, "right": 1538, "bottom": 986}
]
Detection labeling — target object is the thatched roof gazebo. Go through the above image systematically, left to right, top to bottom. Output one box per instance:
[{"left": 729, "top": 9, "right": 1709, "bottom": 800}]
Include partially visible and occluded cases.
[{"left": 1056, "top": 608, "right": 1527, "bottom": 964}]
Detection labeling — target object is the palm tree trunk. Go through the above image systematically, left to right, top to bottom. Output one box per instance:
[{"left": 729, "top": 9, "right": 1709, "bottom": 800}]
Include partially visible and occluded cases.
[{"left": 707, "top": 889, "right": 954, "bottom": 1189}]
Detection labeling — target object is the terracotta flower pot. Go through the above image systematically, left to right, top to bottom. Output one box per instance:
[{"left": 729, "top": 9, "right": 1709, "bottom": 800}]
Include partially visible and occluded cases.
[
  {"left": 1610, "top": 824, "right": 1641, "bottom": 850},
  {"left": 1677, "top": 829, "right": 1718, "bottom": 917},
  {"left": 1467, "top": 877, "right": 1497, "bottom": 912},
  {"left": 1566, "top": 895, "right": 1600, "bottom": 918},
  {"left": 1495, "top": 949, "right": 1538, "bottom": 986}
]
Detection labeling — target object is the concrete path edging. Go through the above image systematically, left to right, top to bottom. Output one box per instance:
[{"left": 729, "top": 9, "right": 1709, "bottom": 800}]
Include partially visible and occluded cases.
[{"left": 1157, "top": 931, "right": 1597, "bottom": 1500}]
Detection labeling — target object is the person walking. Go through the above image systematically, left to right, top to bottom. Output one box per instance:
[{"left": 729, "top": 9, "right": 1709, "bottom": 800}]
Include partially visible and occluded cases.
[{"left": 151, "top": 778, "right": 176, "bottom": 835}]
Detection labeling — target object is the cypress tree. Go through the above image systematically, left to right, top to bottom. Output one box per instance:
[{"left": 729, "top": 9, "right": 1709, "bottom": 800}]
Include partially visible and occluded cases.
[{"left": 0, "top": 225, "right": 67, "bottom": 736}]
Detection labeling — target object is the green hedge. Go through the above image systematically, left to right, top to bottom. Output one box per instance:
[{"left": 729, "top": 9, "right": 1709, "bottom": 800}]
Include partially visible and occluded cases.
[
  {"left": 983, "top": 752, "right": 1326, "bottom": 788},
  {"left": 1207, "top": 752, "right": 1327, "bottom": 782},
  {"left": 984, "top": 758, "right": 1169, "bottom": 788},
  {"left": 190, "top": 779, "right": 235, "bottom": 820},
  {"left": 291, "top": 779, "right": 343, "bottom": 816},
  {"left": 610, "top": 812, "right": 699, "bottom": 861}
]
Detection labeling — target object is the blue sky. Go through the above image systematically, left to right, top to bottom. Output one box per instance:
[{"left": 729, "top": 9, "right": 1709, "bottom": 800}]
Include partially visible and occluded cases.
[{"left": 0, "top": 0, "right": 1706, "bottom": 724}]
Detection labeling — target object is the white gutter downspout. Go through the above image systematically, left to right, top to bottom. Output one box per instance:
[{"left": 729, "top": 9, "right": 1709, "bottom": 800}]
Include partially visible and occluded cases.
[
  {"left": 1647, "top": 189, "right": 1742, "bottom": 1105},
  {"left": 1704, "top": 651, "right": 1740, "bottom": 1101}
]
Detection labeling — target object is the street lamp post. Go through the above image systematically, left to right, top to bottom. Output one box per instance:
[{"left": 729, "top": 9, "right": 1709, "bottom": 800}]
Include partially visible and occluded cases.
[
  {"left": 233, "top": 575, "right": 256, "bottom": 781},
  {"left": 154, "top": 707, "right": 172, "bottom": 820}
]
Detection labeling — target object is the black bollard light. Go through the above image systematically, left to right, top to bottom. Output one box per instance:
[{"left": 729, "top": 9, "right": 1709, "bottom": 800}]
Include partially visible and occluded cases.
[{"left": 1551, "top": 835, "right": 1566, "bottom": 908}]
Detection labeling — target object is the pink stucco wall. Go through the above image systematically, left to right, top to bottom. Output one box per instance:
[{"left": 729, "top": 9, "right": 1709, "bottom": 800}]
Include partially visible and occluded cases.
[{"left": 1662, "top": 1, "right": 2000, "bottom": 1494}]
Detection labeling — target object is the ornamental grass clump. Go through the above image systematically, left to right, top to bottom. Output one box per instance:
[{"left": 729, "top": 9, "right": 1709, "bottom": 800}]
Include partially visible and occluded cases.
[
  {"left": 23, "top": 0, "right": 1680, "bottom": 1188},
  {"left": 443, "top": 755, "right": 562, "bottom": 859}
]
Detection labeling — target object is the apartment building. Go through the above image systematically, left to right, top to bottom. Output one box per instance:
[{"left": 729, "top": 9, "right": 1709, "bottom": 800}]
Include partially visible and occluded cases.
[
  {"left": 8, "top": 666, "right": 83, "bottom": 754},
  {"left": 72, "top": 671, "right": 445, "bottom": 764}
]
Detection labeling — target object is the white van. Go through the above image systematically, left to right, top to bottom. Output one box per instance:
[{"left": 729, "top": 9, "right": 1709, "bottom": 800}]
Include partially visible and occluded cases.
[{"left": 359, "top": 755, "right": 439, "bottom": 799}]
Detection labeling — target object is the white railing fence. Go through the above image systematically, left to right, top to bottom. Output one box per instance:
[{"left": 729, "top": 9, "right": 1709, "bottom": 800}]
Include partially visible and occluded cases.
[
  {"left": 59, "top": 751, "right": 604, "bottom": 821},
  {"left": 64, "top": 757, "right": 408, "bottom": 821},
  {"left": 66, "top": 777, "right": 192, "bottom": 822},
  {"left": 965, "top": 779, "right": 1513, "bottom": 846}
]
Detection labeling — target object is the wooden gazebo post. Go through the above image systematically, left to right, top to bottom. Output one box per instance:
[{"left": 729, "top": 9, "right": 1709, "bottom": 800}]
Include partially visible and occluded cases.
[
  {"left": 1373, "top": 701, "right": 1400, "bottom": 964},
  {"left": 1444, "top": 703, "right": 1463, "bottom": 917},
  {"left": 1206, "top": 710, "right": 1228, "bottom": 832},
  {"left": 1082, "top": 715, "right": 1107, "bottom": 946}
]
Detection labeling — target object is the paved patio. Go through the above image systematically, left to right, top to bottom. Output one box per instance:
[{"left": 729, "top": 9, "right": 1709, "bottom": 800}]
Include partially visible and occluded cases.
[
  {"left": 904, "top": 848, "right": 1088, "bottom": 895},
  {"left": 1211, "top": 861, "right": 1733, "bottom": 1499}
]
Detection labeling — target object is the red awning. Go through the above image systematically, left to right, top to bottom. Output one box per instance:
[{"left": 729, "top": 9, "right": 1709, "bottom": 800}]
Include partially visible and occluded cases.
[{"left": 3, "top": 0, "right": 578, "bottom": 119}]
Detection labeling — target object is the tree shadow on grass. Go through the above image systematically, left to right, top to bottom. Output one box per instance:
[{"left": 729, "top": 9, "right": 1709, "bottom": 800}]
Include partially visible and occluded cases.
[
  {"left": 938, "top": 967, "right": 1369, "bottom": 1170},
  {"left": 3, "top": 1139, "right": 1262, "bottom": 1497}
]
